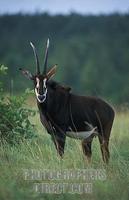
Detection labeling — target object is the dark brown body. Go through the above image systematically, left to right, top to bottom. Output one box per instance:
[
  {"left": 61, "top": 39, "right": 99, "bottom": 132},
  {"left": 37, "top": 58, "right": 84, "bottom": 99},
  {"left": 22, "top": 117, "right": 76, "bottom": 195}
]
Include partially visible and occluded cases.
[{"left": 38, "top": 81, "right": 115, "bottom": 163}]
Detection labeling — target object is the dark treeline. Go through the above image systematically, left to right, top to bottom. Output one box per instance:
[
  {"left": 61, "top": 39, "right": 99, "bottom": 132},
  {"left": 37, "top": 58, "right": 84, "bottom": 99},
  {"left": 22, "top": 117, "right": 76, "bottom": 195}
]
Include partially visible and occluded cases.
[{"left": 0, "top": 13, "right": 129, "bottom": 105}]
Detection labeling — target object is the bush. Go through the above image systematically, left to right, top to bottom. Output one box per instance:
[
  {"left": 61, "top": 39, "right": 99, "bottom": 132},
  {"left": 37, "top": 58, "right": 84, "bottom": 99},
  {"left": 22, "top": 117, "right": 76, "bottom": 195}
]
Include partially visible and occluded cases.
[{"left": 0, "top": 65, "right": 37, "bottom": 145}]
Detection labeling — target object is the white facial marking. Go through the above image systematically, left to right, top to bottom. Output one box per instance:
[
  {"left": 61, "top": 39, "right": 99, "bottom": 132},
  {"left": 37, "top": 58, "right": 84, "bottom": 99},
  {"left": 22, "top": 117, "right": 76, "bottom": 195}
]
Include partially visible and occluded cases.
[
  {"left": 36, "top": 77, "right": 40, "bottom": 89},
  {"left": 35, "top": 78, "right": 48, "bottom": 103},
  {"left": 43, "top": 78, "right": 47, "bottom": 88}
]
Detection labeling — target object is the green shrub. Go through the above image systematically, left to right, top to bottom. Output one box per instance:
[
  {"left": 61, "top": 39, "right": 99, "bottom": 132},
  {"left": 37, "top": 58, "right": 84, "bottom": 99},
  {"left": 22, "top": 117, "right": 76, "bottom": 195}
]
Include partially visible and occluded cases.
[{"left": 0, "top": 65, "right": 37, "bottom": 145}]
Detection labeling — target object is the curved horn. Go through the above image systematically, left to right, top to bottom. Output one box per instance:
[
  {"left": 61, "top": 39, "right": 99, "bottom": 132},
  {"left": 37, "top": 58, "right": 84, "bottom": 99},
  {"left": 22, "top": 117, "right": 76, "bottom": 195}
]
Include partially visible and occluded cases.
[
  {"left": 43, "top": 38, "right": 49, "bottom": 75},
  {"left": 30, "top": 42, "right": 40, "bottom": 75}
]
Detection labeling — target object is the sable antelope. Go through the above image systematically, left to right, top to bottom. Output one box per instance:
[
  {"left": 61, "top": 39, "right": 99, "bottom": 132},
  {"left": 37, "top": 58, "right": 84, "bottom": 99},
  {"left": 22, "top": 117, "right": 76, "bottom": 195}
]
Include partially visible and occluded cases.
[{"left": 20, "top": 39, "right": 115, "bottom": 163}]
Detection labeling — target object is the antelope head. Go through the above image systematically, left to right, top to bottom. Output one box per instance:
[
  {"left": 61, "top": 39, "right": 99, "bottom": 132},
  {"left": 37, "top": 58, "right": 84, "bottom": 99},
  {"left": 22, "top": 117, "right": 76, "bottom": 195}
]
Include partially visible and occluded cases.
[{"left": 20, "top": 39, "right": 57, "bottom": 103}]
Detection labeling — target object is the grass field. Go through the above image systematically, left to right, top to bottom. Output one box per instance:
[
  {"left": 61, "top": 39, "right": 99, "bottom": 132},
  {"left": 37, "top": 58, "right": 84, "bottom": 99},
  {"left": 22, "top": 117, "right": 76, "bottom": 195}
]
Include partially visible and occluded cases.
[{"left": 0, "top": 102, "right": 129, "bottom": 200}]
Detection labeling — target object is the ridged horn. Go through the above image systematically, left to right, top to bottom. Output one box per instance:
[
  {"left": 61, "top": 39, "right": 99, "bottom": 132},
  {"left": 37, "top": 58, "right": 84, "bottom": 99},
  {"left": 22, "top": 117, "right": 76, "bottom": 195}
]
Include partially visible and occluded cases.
[
  {"left": 43, "top": 38, "right": 49, "bottom": 75},
  {"left": 30, "top": 42, "right": 40, "bottom": 74}
]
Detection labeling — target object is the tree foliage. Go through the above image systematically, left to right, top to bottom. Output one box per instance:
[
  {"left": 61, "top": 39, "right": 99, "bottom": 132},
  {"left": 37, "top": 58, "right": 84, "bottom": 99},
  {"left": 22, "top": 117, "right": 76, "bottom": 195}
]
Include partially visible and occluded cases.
[
  {"left": 0, "top": 13, "right": 129, "bottom": 104},
  {"left": 0, "top": 66, "right": 36, "bottom": 145}
]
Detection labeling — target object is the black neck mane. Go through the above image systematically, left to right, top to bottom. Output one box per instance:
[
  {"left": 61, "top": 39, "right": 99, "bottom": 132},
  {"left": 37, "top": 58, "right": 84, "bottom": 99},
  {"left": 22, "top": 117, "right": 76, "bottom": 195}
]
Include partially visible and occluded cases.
[{"left": 37, "top": 80, "right": 71, "bottom": 114}]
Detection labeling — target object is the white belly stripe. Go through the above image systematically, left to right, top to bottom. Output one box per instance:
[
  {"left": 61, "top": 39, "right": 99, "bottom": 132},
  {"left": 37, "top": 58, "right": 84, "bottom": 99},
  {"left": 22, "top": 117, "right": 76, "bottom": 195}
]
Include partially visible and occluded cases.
[{"left": 66, "top": 127, "right": 97, "bottom": 140}]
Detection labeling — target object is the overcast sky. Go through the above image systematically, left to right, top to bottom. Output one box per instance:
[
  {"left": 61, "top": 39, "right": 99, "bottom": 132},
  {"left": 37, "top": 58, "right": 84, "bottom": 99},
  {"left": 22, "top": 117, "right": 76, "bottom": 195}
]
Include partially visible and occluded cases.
[{"left": 0, "top": 0, "right": 129, "bottom": 15}]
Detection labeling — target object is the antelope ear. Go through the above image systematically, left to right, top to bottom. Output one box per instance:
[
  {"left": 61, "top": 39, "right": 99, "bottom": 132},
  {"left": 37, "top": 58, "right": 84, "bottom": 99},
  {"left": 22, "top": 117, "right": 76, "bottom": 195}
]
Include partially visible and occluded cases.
[
  {"left": 47, "top": 65, "right": 57, "bottom": 79},
  {"left": 19, "top": 68, "right": 34, "bottom": 80}
]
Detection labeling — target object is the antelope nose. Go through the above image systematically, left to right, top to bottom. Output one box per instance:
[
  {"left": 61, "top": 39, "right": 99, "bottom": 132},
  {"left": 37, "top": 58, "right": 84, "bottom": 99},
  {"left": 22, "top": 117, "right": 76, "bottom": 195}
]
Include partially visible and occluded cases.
[{"left": 38, "top": 95, "right": 45, "bottom": 102}]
